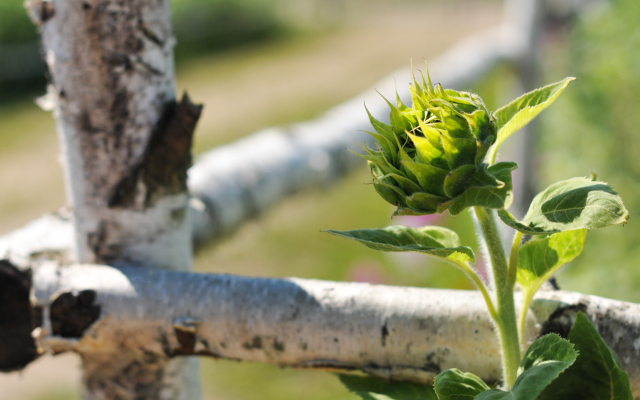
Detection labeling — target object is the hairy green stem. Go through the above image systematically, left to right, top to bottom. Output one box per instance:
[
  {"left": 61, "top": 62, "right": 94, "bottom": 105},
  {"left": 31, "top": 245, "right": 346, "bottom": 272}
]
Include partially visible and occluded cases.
[
  {"left": 474, "top": 207, "right": 521, "bottom": 389},
  {"left": 508, "top": 230, "right": 528, "bottom": 349},
  {"left": 508, "top": 231, "right": 523, "bottom": 289},
  {"left": 519, "top": 265, "right": 560, "bottom": 348},
  {"left": 519, "top": 289, "right": 535, "bottom": 349}
]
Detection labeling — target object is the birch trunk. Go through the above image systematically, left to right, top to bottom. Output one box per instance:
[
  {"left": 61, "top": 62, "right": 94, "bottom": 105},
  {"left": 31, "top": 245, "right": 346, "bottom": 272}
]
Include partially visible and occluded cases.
[{"left": 25, "top": 0, "right": 202, "bottom": 398}]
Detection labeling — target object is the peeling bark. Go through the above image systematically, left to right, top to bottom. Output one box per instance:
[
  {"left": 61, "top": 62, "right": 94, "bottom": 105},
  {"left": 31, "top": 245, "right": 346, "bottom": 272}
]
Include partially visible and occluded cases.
[
  {"left": 109, "top": 94, "right": 202, "bottom": 209},
  {"left": 530, "top": 291, "right": 640, "bottom": 396}
]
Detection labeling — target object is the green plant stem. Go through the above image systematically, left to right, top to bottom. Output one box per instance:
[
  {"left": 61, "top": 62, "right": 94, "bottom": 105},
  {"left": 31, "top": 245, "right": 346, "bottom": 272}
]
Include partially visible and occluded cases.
[
  {"left": 489, "top": 147, "right": 498, "bottom": 166},
  {"left": 474, "top": 206, "right": 521, "bottom": 389},
  {"left": 508, "top": 230, "right": 530, "bottom": 350},
  {"left": 508, "top": 231, "right": 523, "bottom": 288},
  {"left": 449, "top": 259, "right": 499, "bottom": 323},
  {"left": 518, "top": 266, "right": 561, "bottom": 348},
  {"left": 518, "top": 288, "right": 535, "bottom": 349}
]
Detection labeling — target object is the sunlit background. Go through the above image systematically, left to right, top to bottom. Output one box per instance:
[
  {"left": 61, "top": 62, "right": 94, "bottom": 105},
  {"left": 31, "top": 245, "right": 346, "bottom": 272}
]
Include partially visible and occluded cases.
[{"left": 0, "top": 0, "right": 638, "bottom": 398}]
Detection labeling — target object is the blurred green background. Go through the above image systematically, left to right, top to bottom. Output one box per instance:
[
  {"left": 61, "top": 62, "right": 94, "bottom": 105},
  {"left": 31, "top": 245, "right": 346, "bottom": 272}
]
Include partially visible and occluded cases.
[{"left": 0, "top": 0, "right": 638, "bottom": 399}]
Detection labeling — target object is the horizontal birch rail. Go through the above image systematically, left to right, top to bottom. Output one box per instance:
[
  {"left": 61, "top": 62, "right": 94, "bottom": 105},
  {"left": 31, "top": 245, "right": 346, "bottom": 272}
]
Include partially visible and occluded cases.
[
  {"left": 0, "top": 24, "right": 510, "bottom": 262},
  {"left": 187, "top": 25, "right": 508, "bottom": 245},
  {"left": 3, "top": 260, "right": 640, "bottom": 396}
]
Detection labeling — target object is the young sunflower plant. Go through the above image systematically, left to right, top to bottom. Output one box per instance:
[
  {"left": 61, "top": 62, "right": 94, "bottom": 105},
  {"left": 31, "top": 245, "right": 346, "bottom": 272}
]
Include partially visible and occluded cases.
[{"left": 326, "top": 66, "right": 633, "bottom": 399}]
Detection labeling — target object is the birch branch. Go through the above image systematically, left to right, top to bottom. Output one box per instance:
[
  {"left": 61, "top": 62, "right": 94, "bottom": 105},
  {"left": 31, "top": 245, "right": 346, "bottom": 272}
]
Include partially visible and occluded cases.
[
  {"left": 0, "top": 24, "right": 509, "bottom": 264},
  {"left": 188, "top": 26, "right": 507, "bottom": 245},
  {"left": 3, "top": 260, "right": 640, "bottom": 396}
]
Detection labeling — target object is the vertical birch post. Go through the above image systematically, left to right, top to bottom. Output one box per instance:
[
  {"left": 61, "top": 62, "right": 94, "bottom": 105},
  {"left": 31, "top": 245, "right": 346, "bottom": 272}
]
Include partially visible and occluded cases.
[{"left": 25, "top": 0, "right": 202, "bottom": 398}]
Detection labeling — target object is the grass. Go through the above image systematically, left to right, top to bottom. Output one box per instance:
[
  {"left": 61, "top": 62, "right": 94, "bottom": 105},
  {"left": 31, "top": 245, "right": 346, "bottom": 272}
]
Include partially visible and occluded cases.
[
  {"left": 0, "top": 99, "right": 56, "bottom": 154},
  {"left": 194, "top": 166, "right": 478, "bottom": 289},
  {"left": 201, "top": 360, "right": 353, "bottom": 400}
]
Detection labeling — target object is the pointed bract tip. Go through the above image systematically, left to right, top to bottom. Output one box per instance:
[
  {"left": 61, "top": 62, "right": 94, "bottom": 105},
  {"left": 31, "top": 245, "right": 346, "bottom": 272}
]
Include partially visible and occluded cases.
[
  {"left": 425, "top": 61, "right": 434, "bottom": 93},
  {"left": 375, "top": 89, "right": 396, "bottom": 110}
]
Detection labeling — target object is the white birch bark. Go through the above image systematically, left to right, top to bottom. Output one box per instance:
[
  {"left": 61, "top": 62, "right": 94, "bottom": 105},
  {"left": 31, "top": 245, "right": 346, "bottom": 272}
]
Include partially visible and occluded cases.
[
  {"left": 24, "top": 0, "right": 201, "bottom": 398},
  {"left": 2, "top": 260, "right": 638, "bottom": 397}
]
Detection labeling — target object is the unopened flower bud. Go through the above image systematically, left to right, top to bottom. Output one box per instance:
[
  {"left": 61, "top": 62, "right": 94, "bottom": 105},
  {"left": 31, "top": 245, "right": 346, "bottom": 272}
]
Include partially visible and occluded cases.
[{"left": 359, "top": 67, "right": 502, "bottom": 216}]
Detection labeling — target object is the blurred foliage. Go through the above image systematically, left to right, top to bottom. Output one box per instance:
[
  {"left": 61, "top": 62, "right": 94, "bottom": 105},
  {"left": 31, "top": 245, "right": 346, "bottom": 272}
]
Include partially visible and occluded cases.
[
  {"left": 0, "top": 0, "right": 286, "bottom": 47},
  {"left": 0, "top": 0, "right": 289, "bottom": 101},
  {"left": 171, "top": 0, "right": 287, "bottom": 61},
  {"left": 539, "top": 0, "right": 640, "bottom": 301},
  {"left": 0, "top": 1, "right": 38, "bottom": 44},
  {"left": 0, "top": 1, "right": 44, "bottom": 101}
]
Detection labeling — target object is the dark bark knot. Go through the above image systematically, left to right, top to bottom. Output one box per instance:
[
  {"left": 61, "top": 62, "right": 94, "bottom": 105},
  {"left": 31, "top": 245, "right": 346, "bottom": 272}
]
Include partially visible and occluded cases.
[
  {"left": 25, "top": 0, "right": 55, "bottom": 25},
  {"left": 40, "top": 1, "right": 55, "bottom": 22},
  {"left": 108, "top": 93, "right": 203, "bottom": 208},
  {"left": 0, "top": 260, "right": 39, "bottom": 371},
  {"left": 50, "top": 290, "right": 101, "bottom": 338},
  {"left": 538, "top": 302, "right": 589, "bottom": 339},
  {"left": 172, "top": 317, "right": 219, "bottom": 357},
  {"left": 381, "top": 321, "right": 389, "bottom": 346},
  {"left": 240, "top": 336, "right": 286, "bottom": 352},
  {"left": 243, "top": 336, "right": 263, "bottom": 350},
  {"left": 273, "top": 338, "right": 285, "bottom": 352},
  {"left": 423, "top": 348, "right": 451, "bottom": 374}
]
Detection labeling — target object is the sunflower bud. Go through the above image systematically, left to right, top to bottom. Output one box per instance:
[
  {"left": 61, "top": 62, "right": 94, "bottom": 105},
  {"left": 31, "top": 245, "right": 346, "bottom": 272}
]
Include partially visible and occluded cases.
[{"left": 359, "top": 67, "right": 510, "bottom": 216}]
